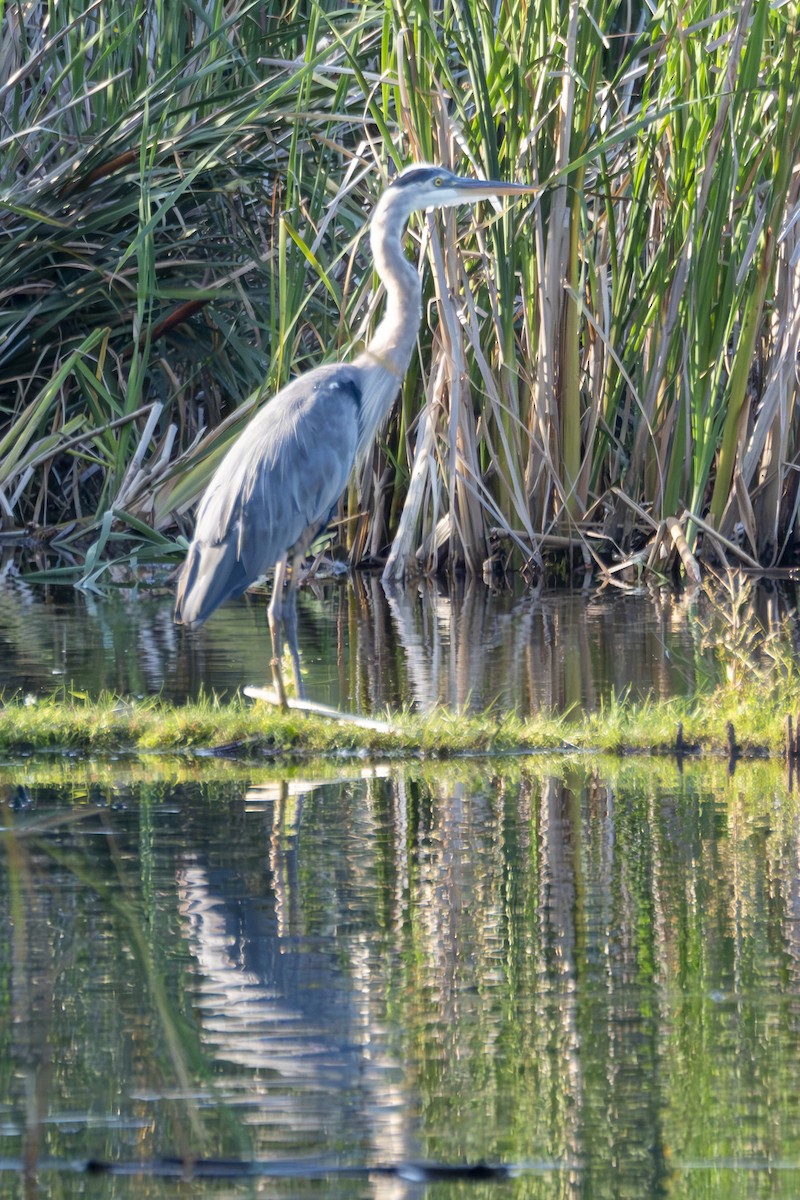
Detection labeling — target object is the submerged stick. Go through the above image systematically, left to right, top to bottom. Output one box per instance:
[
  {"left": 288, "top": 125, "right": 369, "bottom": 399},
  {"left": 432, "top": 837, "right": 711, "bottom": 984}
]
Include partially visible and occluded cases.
[{"left": 243, "top": 686, "right": 396, "bottom": 734}]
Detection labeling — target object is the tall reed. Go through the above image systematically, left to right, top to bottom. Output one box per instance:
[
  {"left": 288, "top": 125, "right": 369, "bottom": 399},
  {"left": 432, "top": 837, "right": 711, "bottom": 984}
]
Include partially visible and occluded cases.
[{"left": 1, "top": 0, "right": 798, "bottom": 585}]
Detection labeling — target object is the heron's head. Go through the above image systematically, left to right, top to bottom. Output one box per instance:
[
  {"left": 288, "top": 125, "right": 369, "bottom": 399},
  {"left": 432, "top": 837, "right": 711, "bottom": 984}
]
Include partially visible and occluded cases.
[{"left": 383, "top": 162, "right": 536, "bottom": 215}]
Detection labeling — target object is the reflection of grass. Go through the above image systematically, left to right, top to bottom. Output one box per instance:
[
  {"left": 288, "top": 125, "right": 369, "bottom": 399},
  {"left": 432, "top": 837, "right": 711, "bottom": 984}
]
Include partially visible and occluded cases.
[
  {"left": 0, "top": 673, "right": 797, "bottom": 758},
  {"left": 2, "top": 748, "right": 795, "bottom": 1180},
  {"left": 0, "top": 788, "right": 254, "bottom": 1168}
]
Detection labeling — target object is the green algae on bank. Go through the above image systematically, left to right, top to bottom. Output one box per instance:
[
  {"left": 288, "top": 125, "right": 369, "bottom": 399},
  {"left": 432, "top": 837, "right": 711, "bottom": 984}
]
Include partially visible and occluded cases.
[{"left": 0, "top": 680, "right": 797, "bottom": 759}]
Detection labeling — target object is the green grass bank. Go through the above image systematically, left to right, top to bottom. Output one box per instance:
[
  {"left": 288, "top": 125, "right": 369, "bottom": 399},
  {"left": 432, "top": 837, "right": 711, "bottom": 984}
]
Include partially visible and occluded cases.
[{"left": 0, "top": 676, "right": 797, "bottom": 761}]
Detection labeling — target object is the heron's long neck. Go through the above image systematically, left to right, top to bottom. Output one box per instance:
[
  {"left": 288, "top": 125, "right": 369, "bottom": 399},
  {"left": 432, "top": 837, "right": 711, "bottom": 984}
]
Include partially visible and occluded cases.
[{"left": 362, "top": 197, "right": 422, "bottom": 377}]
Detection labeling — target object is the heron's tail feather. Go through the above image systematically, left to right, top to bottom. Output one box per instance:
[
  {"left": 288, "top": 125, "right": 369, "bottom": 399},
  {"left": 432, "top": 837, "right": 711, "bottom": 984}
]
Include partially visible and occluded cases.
[{"left": 174, "top": 538, "right": 250, "bottom": 628}]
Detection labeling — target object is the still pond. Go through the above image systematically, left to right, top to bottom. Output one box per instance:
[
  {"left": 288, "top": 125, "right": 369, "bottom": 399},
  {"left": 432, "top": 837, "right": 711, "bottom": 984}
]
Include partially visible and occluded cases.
[
  {"left": 0, "top": 574, "right": 778, "bottom": 709},
  {"left": 1, "top": 578, "right": 800, "bottom": 1197}
]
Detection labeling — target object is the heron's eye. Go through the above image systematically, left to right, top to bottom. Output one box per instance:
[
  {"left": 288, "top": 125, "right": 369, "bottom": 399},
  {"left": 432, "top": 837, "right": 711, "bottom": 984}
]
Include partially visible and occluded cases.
[{"left": 434, "top": 176, "right": 443, "bottom": 186}]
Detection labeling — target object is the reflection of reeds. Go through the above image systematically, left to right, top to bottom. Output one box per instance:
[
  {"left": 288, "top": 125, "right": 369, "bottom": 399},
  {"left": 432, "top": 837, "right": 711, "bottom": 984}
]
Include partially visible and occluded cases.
[
  {"left": 2, "top": 2, "right": 799, "bottom": 585},
  {"left": 0, "top": 575, "right": 698, "bottom": 712},
  {"left": 2, "top": 757, "right": 800, "bottom": 1182},
  {"left": 1, "top": 790, "right": 46, "bottom": 1187},
  {"left": 0, "top": 791, "right": 220, "bottom": 1172}
]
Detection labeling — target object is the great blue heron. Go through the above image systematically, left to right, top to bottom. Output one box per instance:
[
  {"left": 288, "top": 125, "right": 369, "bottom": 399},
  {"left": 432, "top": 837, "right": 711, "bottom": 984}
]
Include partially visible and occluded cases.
[{"left": 174, "top": 163, "right": 534, "bottom": 703}]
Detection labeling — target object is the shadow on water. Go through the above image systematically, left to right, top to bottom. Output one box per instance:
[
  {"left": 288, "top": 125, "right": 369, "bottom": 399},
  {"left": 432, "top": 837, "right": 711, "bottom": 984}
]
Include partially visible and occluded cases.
[
  {"left": 4, "top": 572, "right": 795, "bottom": 710},
  {"left": 2, "top": 757, "right": 800, "bottom": 1197}
]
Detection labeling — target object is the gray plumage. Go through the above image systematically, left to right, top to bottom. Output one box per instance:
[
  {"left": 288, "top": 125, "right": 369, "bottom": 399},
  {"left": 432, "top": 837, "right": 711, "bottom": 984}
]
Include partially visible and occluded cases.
[
  {"left": 174, "top": 164, "right": 534, "bottom": 689},
  {"left": 175, "top": 366, "right": 363, "bottom": 627}
]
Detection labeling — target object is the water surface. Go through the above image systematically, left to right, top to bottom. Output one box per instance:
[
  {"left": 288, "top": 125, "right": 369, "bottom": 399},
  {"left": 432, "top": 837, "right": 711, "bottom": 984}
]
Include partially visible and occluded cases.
[
  {"left": 2, "top": 575, "right": 799, "bottom": 1195},
  {"left": 3, "top": 575, "right": 785, "bottom": 711},
  {"left": 2, "top": 756, "right": 799, "bottom": 1197}
]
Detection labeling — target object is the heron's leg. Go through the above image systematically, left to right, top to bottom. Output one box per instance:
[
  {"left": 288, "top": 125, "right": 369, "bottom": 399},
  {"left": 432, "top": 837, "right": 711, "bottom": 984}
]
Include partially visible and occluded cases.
[
  {"left": 283, "top": 551, "right": 306, "bottom": 701},
  {"left": 268, "top": 557, "right": 290, "bottom": 707}
]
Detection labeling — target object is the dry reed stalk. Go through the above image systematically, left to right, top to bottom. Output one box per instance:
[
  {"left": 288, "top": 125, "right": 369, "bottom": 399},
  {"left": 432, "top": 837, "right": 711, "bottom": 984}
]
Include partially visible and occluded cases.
[{"left": 727, "top": 182, "right": 800, "bottom": 560}]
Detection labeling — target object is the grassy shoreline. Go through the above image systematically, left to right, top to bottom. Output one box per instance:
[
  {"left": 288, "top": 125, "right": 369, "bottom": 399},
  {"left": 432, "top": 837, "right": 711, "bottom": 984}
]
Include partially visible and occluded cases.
[{"left": 0, "top": 680, "right": 796, "bottom": 761}]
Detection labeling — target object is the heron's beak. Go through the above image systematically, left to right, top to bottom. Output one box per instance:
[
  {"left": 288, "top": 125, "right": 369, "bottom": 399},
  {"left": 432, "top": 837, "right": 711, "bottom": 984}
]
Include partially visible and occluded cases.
[
  {"left": 453, "top": 177, "right": 538, "bottom": 212},
  {"left": 462, "top": 178, "right": 537, "bottom": 195}
]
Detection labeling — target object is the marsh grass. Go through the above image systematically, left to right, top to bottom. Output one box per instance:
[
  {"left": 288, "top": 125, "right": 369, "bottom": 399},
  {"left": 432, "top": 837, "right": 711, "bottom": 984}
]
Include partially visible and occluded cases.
[
  {"left": 1, "top": 1, "right": 799, "bottom": 587},
  {"left": 0, "top": 663, "right": 796, "bottom": 758}
]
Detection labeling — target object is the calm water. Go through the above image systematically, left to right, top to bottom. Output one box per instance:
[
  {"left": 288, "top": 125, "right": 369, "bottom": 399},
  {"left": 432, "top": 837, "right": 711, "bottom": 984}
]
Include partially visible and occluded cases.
[
  {"left": 3, "top": 574, "right": 792, "bottom": 710},
  {"left": 2, "top": 576, "right": 800, "bottom": 1196},
  {"left": 1, "top": 756, "right": 800, "bottom": 1197}
]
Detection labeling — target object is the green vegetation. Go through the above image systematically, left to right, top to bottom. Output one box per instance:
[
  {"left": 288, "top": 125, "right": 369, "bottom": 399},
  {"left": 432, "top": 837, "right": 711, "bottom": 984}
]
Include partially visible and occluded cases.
[
  {"left": 1, "top": 0, "right": 799, "bottom": 586},
  {"left": 0, "top": 668, "right": 795, "bottom": 758}
]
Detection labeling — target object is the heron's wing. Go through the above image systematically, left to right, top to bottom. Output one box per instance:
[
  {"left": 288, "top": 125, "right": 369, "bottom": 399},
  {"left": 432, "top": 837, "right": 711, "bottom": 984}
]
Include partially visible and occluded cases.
[
  {"left": 175, "top": 366, "right": 362, "bottom": 626},
  {"left": 219, "top": 368, "right": 362, "bottom": 569}
]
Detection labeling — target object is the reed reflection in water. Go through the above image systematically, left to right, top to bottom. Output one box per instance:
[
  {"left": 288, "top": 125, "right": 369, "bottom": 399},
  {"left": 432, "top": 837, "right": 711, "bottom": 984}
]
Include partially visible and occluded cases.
[
  {"left": 0, "top": 573, "right": 770, "bottom": 712},
  {"left": 2, "top": 757, "right": 800, "bottom": 1196}
]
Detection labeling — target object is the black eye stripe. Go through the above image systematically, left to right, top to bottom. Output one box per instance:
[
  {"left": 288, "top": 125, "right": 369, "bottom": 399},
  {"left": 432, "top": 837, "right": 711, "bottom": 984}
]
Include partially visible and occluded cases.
[{"left": 390, "top": 167, "right": 451, "bottom": 191}]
